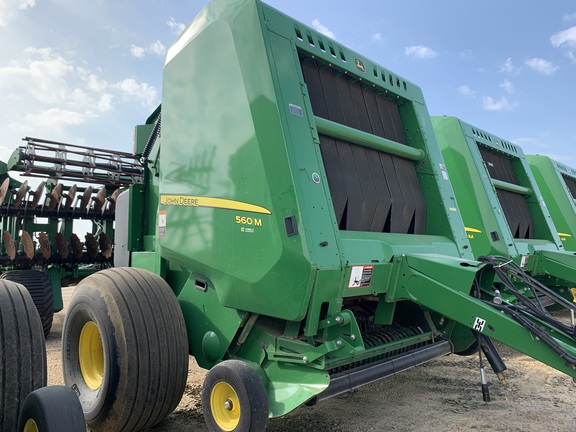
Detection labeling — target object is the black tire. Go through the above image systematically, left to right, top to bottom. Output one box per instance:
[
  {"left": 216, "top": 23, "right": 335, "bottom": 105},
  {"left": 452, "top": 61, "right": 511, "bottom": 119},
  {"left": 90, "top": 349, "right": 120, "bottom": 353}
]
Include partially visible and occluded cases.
[
  {"left": 62, "top": 267, "right": 189, "bottom": 432},
  {"left": 1, "top": 270, "right": 54, "bottom": 337},
  {"left": 0, "top": 280, "right": 47, "bottom": 431},
  {"left": 202, "top": 360, "right": 269, "bottom": 432},
  {"left": 17, "top": 385, "right": 86, "bottom": 432}
]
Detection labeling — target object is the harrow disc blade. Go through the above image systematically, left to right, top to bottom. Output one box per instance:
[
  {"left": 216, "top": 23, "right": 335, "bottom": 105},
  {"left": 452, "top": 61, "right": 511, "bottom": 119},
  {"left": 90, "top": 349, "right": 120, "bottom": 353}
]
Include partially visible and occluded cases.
[
  {"left": 0, "top": 178, "right": 10, "bottom": 205},
  {"left": 14, "top": 180, "right": 28, "bottom": 208},
  {"left": 31, "top": 181, "right": 45, "bottom": 209},
  {"left": 48, "top": 183, "right": 62, "bottom": 211},
  {"left": 63, "top": 184, "right": 77, "bottom": 210},
  {"left": 79, "top": 186, "right": 93, "bottom": 213},
  {"left": 93, "top": 186, "right": 106, "bottom": 214},
  {"left": 107, "top": 187, "right": 122, "bottom": 213},
  {"left": 3, "top": 231, "right": 16, "bottom": 261},
  {"left": 21, "top": 231, "right": 35, "bottom": 260},
  {"left": 39, "top": 232, "right": 51, "bottom": 259},
  {"left": 55, "top": 232, "right": 69, "bottom": 260},
  {"left": 70, "top": 233, "right": 83, "bottom": 262},
  {"left": 85, "top": 233, "right": 98, "bottom": 260},
  {"left": 99, "top": 233, "right": 113, "bottom": 259}
]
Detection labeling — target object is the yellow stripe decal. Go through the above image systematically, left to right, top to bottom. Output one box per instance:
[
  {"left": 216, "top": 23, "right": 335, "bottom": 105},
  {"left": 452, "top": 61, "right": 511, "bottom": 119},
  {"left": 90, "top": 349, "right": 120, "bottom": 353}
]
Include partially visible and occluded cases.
[
  {"left": 160, "top": 195, "right": 271, "bottom": 214},
  {"left": 465, "top": 227, "right": 483, "bottom": 234},
  {"left": 558, "top": 232, "right": 573, "bottom": 238}
]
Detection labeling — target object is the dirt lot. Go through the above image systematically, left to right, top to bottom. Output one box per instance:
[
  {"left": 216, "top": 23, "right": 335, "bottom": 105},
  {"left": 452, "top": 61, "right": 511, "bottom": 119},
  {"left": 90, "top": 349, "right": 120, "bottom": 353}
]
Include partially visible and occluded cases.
[{"left": 47, "top": 288, "right": 576, "bottom": 432}]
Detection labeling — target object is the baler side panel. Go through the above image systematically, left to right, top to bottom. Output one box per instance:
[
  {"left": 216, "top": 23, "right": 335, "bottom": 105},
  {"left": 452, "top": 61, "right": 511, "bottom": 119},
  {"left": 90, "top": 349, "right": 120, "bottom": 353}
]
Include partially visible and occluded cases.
[
  {"left": 159, "top": 6, "right": 315, "bottom": 321},
  {"left": 433, "top": 116, "right": 516, "bottom": 258},
  {"left": 527, "top": 155, "right": 576, "bottom": 251}
]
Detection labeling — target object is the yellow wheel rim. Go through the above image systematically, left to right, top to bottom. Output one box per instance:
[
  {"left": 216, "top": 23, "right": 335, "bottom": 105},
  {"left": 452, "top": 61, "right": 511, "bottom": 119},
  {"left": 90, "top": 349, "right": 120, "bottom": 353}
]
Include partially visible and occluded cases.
[
  {"left": 79, "top": 321, "right": 104, "bottom": 389},
  {"left": 210, "top": 381, "right": 241, "bottom": 431},
  {"left": 23, "top": 419, "right": 39, "bottom": 432}
]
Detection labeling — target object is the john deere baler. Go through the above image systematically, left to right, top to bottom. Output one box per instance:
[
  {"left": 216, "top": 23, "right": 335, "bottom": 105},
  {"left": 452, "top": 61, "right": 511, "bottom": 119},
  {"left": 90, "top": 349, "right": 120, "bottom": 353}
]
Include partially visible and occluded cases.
[
  {"left": 52, "top": 2, "right": 576, "bottom": 432},
  {"left": 433, "top": 116, "right": 576, "bottom": 301},
  {"left": 527, "top": 154, "right": 576, "bottom": 251}
]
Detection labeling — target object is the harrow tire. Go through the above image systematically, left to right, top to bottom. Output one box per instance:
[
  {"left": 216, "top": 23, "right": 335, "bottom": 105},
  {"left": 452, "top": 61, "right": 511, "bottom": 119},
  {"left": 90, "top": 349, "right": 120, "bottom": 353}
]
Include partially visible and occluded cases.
[
  {"left": 62, "top": 267, "right": 189, "bottom": 432},
  {"left": 0, "top": 270, "right": 54, "bottom": 337},
  {"left": 0, "top": 280, "right": 47, "bottom": 431},
  {"left": 202, "top": 360, "right": 269, "bottom": 432},
  {"left": 17, "top": 385, "right": 86, "bottom": 432}
]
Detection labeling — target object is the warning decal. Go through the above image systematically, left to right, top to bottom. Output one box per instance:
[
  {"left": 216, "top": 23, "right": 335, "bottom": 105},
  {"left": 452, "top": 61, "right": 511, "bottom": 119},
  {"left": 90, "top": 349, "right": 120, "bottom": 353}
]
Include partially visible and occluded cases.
[
  {"left": 439, "top": 163, "right": 449, "bottom": 180},
  {"left": 158, "top": 210, "right": 167, "bottom": 238},
  {"left": 348, "top": 265, "right": 374, "bottom": 288}
]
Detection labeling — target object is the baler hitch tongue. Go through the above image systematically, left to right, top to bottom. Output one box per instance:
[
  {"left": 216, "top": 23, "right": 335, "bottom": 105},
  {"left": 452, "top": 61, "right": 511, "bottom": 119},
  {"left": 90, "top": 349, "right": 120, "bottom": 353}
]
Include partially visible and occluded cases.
[{"left": 479, "top": 256, "right": 576, "bottom": 368}]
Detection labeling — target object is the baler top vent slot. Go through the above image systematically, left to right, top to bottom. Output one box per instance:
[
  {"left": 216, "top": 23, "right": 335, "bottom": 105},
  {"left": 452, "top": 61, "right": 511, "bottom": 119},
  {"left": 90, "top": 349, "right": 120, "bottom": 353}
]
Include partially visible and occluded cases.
[
  {"left": 300, "top": 56, "right": 426, "bottom": 234},
  {"left": 472, "top": 128, "right": 518, "bottom": 154},
  {"left": 478, "top": 145, "right": 534, "bottom": 239},
  {"left": 561, "top": 174, "right": 576, "bottom": 200}
]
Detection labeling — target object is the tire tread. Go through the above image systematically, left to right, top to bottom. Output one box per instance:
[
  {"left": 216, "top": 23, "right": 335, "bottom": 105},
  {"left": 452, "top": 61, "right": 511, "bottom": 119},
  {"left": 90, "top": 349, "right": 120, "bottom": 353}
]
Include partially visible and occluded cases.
[
  {"left": 63, "top": 267, "right": 188, "bottom": 432},
  {"left": 1, "top": 270, "right": 54, "bottom": 337},
  {"left": 0, "top": 280, "right": 46, "bottom": 431}
]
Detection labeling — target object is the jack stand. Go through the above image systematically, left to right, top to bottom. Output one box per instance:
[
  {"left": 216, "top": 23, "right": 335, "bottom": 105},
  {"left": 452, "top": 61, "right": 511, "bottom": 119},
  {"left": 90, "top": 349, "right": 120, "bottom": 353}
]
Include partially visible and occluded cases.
[{"left": 478, "top": 333, "right": 490, "bottom": 402}]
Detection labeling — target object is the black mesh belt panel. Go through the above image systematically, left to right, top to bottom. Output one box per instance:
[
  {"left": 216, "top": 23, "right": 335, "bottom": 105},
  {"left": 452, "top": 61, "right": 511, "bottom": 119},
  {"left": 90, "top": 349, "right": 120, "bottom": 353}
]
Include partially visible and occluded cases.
[
  {"left": 300, "top": 57, "right": 426, "bottom": 234},
  {"left": 478, "top": 146, "right": 534, "bottom": 239}
]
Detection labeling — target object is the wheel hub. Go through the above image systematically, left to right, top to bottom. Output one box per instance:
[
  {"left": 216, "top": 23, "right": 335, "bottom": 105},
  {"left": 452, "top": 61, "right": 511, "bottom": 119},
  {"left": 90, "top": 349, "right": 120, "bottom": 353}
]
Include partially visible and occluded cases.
[
  {"left": 79, "top": 321, "right": 104, "bottom": 390},
  {"left": 211, "top": 382, "right": 240, "bottom": 431},
  {"left": 223, "top": 398, "right": 233, "bottom": 411},
  {"left": 23, "top": 419, "right": 39, "bottom": 432}
]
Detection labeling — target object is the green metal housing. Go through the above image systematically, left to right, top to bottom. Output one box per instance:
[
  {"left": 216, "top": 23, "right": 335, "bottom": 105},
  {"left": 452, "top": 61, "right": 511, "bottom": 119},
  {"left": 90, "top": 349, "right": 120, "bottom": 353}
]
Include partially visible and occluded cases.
[
  {"left": 123, "top": 0, "right": 576, "bottom": 419},
  {"left": 432, "top": 116, "right": 576, "bottom": 296},
  {"left": 527, "top": 155, "right": 576, "bottom": 252}
]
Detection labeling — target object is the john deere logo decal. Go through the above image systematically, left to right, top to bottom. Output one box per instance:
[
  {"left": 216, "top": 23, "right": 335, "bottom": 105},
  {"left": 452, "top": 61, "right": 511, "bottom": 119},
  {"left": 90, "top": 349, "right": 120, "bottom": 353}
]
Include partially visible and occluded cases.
[{"left": 355, "top": 58, "right": 366, "bottom": 73}]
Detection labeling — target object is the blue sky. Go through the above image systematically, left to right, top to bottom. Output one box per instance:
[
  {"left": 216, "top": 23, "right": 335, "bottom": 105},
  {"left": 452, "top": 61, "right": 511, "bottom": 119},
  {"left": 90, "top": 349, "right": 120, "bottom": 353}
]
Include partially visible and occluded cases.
[{"left": 1, "top": 0, "right": 575, "bottom": 167}]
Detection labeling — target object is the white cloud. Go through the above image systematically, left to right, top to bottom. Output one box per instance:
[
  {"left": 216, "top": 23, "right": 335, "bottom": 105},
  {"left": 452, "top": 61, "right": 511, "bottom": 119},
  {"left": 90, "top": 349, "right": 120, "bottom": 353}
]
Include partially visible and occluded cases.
[
  {"left": 0, "top": 0, "right": 36, "bottom": 26},
  {"left": 563, "top": 13, "right": 576, "bottom": 21},
  {"left": 167, "top": 17, "right": 186, "bottom": 35},
  {"left": 311, "top": 19, "right": 335, "bottom": 39},
  {"left": 551, "top": 26, "right": 576, "bottom": 61},
  {"left": 551, "top": 26, "right": 576, "bottom": 47},
  {"left": 371, "top": 33, "right": 384, "bottom": 44},
  {"left": 149, "top": 40, "right": 165, "bottom": 56},
  {"left": 129, "top": 41, "right": 165, "bottom": 59},
  {"left": 130, "top": 45, "right": 146, "bottom": 59},
  {"left": 404, "top": 45, "right": 437, "bottom": 59},
  {"left": 0, "top": 47, "right": 159, "bottom": 135},
  {"left": 0, "top": 48, "right": 74, "bottom": 105},
  {"left": 459, "top": 49, "right": 473, "bottom": 59},
  {"left": 499, "top": 57, "right": 518, "bottom": 74},
  {"left": 525, "top": 57, "right": 558, "bottom": 75},
  {"left": 86, "top": 74, "right": 108, "bottom": 92},
  {"left": 114, "top": 78, "right": 157, "bottom": 108},
  {"left": 499, "top": 79, "right": 515, "bottom": 94},
  {"left": 457, "top": 85, "right": 476, "bottom": 98},
  {"left": 96, "top": 93, "right": 113, "bottom": 112},
  {"left": 482, "top": 96, "right": 518, "bottom": 112},
  {"left": 16, "top": 108, "right": 88, "bottom": 133}
]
